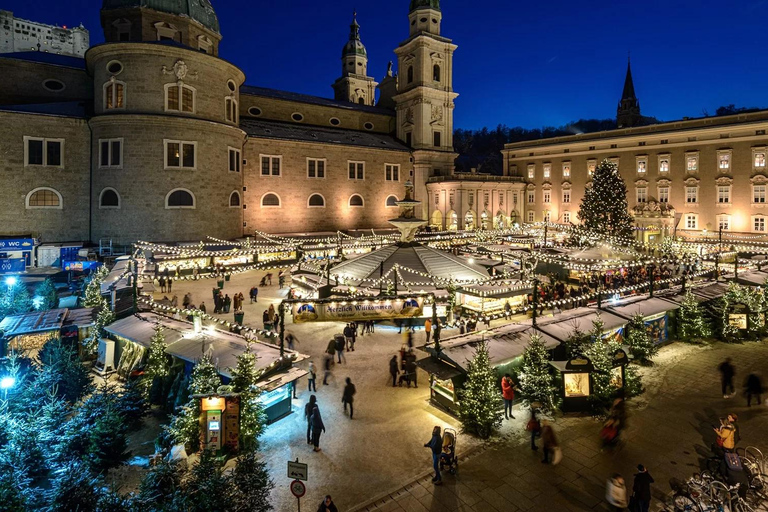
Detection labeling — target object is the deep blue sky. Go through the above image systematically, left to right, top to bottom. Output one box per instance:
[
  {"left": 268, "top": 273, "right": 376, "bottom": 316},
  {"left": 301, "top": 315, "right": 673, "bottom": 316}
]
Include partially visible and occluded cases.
[{"left": 9, "top": 0, "right": 767, "bottom": 129}]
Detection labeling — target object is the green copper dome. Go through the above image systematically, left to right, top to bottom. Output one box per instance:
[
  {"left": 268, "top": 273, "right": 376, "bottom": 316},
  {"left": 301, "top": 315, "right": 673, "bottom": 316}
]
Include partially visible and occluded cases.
[
  {"left": 102, "top": 0, "right": 220, "bottom": 33},
  {"left": 409, "top": 0, "right": 440, "bottom": 12},
  {"left": 341, "top": 13, "right": 367, "bottom": 58}
]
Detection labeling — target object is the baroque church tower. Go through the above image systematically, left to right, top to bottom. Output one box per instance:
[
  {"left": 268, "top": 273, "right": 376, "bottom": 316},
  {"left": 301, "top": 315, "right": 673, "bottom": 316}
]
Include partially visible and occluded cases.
[
  {"left": 393, "top": 0, "right": 459, "bottom": 216},
  {"left": 332, "top": 12, "right": 378, "bottom": 106},
  {"left": 617, "top": 58, "right": 642, "bottom": 129}
]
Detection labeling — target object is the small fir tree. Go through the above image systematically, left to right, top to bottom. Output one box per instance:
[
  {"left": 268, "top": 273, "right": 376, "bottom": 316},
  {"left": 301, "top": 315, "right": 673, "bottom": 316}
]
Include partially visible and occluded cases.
[
  {"left": 577, "top": 159, "right": 634, "bottom": 240},
  {"left": 83, "top": 266, "right": 109, "bottom": 308},
  {"left": 34, "top": 278, "right": 58, "bottom": 310},
  {"left": 0, "top": 280, "right": 32, "bottom": 321},
  {"left": 678, "top": 291, "right": 711, "bottom": 342},
  {"left": 83, "top": 306, "right": 115, "bottom": 355},
  {"left": 583, "top": 314, "right": 621, "bottom": 413},
  {"left": 626, "top": 314, "right": 657, "bottom": 364},
  {"left": 145, "top": 326, "right": 170, "bottom": 380},
  {"left": 565, "top": 328, "right": 588, "bottom": 359},
  {"left": 518, "top": 333, "right": 559, "bottom": 412},
  {"left": 37, "top": 338, "right": 93, "bottom": 404},
  {"left": 458, "top": 341, "right": 504, "bottom": 439},
  {"left": 229, "top": 347, "right": 267, "bottom": 453},
  {"left": 166, "top": 355, "right": 221, "bottom": 451},
  {"left": 231, "top": 451, "right": 274, "bottom": 512}
]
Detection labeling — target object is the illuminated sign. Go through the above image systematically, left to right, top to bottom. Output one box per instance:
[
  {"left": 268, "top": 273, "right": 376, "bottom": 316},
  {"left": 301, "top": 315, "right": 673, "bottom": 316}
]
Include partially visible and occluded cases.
[
  {"left": 0, "top": 239, "right": 34, "bottom": 250},
  {"left": 0, "top": 258, "right": 26, "bottom": 274},
  {"left": 292, "top": 297, "right": 424, "bottom": 323},
  {"left": 202, "top": 396, "right": 225, "bottom": 411},
  {"left": 208, "top": 421, "right": 220, "bottom": 431}
]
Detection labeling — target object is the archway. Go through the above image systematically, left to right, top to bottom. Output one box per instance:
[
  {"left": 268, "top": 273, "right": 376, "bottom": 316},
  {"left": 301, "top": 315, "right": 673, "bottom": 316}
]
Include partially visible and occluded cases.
[
  {"left": 431, "top": 210, "right": 443, "bottom": 230},
  {"left": 448, "top": 210, "right": 458, "bottom": 231},
  {"left": 480, "top": 210, "right": 490, "bottom": 230},
  {"left": 509, "top": 210, "right": 519, "bottom": 226},
  {"left": 464, "top": 211, "right": 475, "bottom": 230},
  {"left": 494, "top": 211, "right": 507, "bottom": 229}
]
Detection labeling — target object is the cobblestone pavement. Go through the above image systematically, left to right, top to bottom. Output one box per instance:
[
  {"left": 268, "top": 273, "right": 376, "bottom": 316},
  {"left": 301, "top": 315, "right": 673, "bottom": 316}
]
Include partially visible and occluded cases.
[{"left": 351, "top": 341, "right": 768, "bottom": 512}]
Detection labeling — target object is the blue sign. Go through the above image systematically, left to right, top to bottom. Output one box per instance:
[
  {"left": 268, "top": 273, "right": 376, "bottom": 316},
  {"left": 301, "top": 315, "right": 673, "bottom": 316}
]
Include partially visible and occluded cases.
[
  {"left": 0, "top": 239, "right": 34, "bottom": 251},
  {"left": 0, "top": 258, "right": 26, "bottom": 274},
  {"left": 63, "top": 261, "right": 101, "bottom": 272}
]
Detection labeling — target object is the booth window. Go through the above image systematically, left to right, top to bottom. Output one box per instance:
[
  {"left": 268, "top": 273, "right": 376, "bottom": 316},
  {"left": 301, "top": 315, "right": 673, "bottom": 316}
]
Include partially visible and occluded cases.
[{"left": 563, "top": 373, "right": 589, "bottom": 397}]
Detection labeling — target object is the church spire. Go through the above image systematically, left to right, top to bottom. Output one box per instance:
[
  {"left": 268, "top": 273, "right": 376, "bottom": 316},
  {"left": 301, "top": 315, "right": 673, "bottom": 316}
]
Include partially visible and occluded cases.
[
  {"left": 349, "top": 10, "right": 360, "bottom": 41},
  {"left": 617, "top": 55, "right": 641, "bottom": 129},
  {"left": 621, "top": 56, "right": 636, "bottom": 101}
]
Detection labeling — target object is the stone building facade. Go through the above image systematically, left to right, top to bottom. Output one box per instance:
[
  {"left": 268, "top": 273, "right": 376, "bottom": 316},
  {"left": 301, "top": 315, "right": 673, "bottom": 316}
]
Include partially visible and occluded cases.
[{"left": 0, "top": 10, "right": 89, "bottom": 57}]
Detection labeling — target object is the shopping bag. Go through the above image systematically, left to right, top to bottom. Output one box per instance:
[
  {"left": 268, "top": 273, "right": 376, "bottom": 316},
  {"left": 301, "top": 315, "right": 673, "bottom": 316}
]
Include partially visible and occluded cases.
[{"left": 552, "top": 446, "right": 563, "bottom": 465}]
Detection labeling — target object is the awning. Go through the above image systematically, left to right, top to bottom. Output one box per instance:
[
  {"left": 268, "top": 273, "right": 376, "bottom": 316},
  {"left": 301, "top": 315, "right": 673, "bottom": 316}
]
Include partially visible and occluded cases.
[
  {"left": 735, "top": 270, "right": 768, "bottom": 287},
  {"left": 607, "top": 297, "right": 680, "bottom": 321},
  {"left": 415, "top": 357, "right": 463, "bottom": 380}
]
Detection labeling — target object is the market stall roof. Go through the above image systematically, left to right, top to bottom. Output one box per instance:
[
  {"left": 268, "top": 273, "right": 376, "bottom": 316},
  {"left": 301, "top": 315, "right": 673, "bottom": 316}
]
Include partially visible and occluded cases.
[
  {"left": 101, "top": 256, "right": 132, "bottom": 294},
  {"left": 735, "top": 270, "right": 768, "bottom": 287},
  {"left": 458, "top": 281, "right": 532, "bottom": 298},
  {"left": 664, "top": 282, "right": 728, "bottom": 304},
  {"left": 607, "top": 296, "right": 680, "bottom": 321},
  {"left": 0, "top": 307, "right": 97, "bottom": 337},
  {"left": 535, "top": 307, "right": 627, "bottom": 343},
  {"left": 105, "top": 313, "right": 305, "bottom": 378},
  {"left": 415, "top": 356, "right": 463, "bottom": 381}
]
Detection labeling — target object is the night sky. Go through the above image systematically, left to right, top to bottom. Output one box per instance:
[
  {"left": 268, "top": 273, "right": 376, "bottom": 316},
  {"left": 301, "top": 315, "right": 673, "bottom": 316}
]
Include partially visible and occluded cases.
[{"left": 8, "top": 0, "right": 767, "bottom": 130}]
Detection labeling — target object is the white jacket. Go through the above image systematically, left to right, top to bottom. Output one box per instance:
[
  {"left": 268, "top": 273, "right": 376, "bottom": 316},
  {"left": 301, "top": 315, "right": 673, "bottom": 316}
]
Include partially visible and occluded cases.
[{"left": 606, "top": 478, "right": 628, "bottom": 507}]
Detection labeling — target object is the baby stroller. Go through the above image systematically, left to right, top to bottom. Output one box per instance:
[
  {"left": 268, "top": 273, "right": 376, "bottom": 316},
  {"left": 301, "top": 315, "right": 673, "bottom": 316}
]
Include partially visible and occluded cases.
[{"left": 439, "top": 428, "right": 458, "bottom": 475}]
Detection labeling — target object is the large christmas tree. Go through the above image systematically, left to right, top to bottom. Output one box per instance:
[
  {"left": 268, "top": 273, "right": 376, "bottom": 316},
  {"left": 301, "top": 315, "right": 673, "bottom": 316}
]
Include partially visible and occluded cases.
[
  {"left": 577, "top": 159, "right": 634, "bottom": 239},
  {"left": 518, "top": 333, "right": 559, "bottom": 412},
  {"left": 459, "top": 342, "right": 503, "bottom": 439}
]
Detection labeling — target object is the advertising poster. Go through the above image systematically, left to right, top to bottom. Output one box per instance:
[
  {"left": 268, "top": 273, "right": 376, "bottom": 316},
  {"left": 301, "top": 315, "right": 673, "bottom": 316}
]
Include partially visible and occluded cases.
[
  {"left": 292, "top": 297, "right": 424, "bottom": 323},
  {"left": 643, "top": 313, "right": 668, "bottom": 345}
]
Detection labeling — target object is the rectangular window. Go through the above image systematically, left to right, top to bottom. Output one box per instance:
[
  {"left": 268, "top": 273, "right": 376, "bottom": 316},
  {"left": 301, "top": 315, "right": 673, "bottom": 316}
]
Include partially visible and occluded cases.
[
  {"left": 104, "top": 81, "right": 125, "bottom": 110},
  {"left": 167, "top": 85, "right": 179, "bottom": 111},
  {"left": 225, "top": 97, "right": 238, "bottom": 123},
  {"left": 433, "top": 131, "right": 441, "bottom": 147},
  {"left": 405, "top": 132, "right": 412, "bottom": 147},
  {"left": 25, "top": 137, "right": 63, "bottom": 167},
  {"left": 99, "top": 138, "right": 122, "bottom": 168},
  {"left": 164, "top": 140, "right": 196, "bottom": 169},
  {"left": 228, "top": 148, "right": 241, "bottom": 173},
  {"left": 719, "top": 152, "right": 731, "bottom": 171},
  {"left": 756, "top": 152, "right": 766, "bottom": 168},
  {"left": 261, "top": 155, "right": 281, "bottom": 176},
  {"left": 686, "top": 155, "right": 698, "bottom": 172},
  {"left": 307, "top": 158, "right": 325, "bottom": 178},
  {"left": 659, "top": 158, "right": 670, "bottom": 173},
  {"left": 637, "top": 159, "right": 647, "bottom": 174},
  {"left": 587, "top": 160, "right": 596, "bottom": 176},
  {"left": 348, "top": 161, "right": 364, "bottom": 180},
  {"left": 562, "top": 163, "right": 571, "bottom": 178},
  {"left": 385, "top": 164, "right": 400, "bottom": 181},
  {"left": 543, "top": 164, "right": 551, "bottom": 179},
  {"left": 527, "top": 165, "right": 535, "bottom": 179},
  {"left": 754, "top": 185, "right": 766, "bottom": 203},
  {"left": 686, "top": 186, "right": 698, "bottom": 203},
  {"left": 717, "top": 186, "right": 730, "bottom": 204},
  {"left": 658, "top": 187, "right": 669, "bottom": 203},
  {"left": 636, "top": 188, "right": 647, "bottom": 203},
  {"left": 562, "top": 190, "right": 571, "bottom": 204},
  {"left": 527, "top": 191, "right": 535, "bottom": 204},
  {"left": 543, "top": 191, "right": 551, "bottom": 203},
  {"left": 468, "top": 192, "right": 474, "bottom": 206},
  {"left": 527, "top": 211, "right": 534, "bottom": 223},
  {"left": 544, "top": 211, "right": 551, "bottom": 222},
  {"left": 563, "top": 212, "right": 571, "bottom": 223},
  {"left": 685, "top": 214, "right": 697, "bottom": 230},
  {"left": 718, "top": 216, "right": 730, "bottom": 231},
  {"left": 755, "top": 217, "right": 766, "bottom": 232}
]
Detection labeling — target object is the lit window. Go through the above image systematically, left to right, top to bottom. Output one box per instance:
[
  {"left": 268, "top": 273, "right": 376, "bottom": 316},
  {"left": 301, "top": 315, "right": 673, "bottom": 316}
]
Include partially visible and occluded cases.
[
  {"left": 104, "top": 79, "right": 125, "bottom": 109},
  {"left": 165, "top": 83, "right": 195, "bottom": 113},
  {"left": 225, "top": 97, "right": 238, "bottom": 123},
  {"left": 24, "top": 137, "right": 63, "bottom": 167},
  {"left": 99, "top": 138, "right": 122, "bottom": 168},
  {"left": 164, "top": 140, "right": 196, "bottom": 169},
  {"left": 228, "top": 148, "right": 241, "bottom": 173},
  {"left": 719, "top": 152, "right": 731, "bottom": 171},
  {"left": 756, "top": 152, "right": 766, "bottom": 168},
  {"left": 261, "top": 155, "right": 281, "bottom": 176},
  {"left": 686, "top": 155, "right": 698, "bottom": 172},
  {"left": 307, "top": 158, "right": 325, "bottom": 178},
  {"left": 659, "top": 158, "right": 670, "bottom": 173},
  {"left": 637, "top": 159, "right": 647, "bottom": 174},
  {"left": 587, "top": 160, "right": 596, "bottom": 176},
  {"left": 348, "top": 161, "right": 364, "bottom": 180},
  {"left": 562, "top": 163, "right": 571, "bottom": 178},
  {"left": 385, "top": 164, "right": 400, "bottom": 181},
  {"left": 543, "top": 164, "right": 551, "bottom": 179},
  {"left": 528, "top": 165, "right": 535, "bottom": 179},
  {"left": 754, "top": 185, "right": 767, "bottom": 204},
  {"left": 686, "top": 186, "right": 698, "bottom": 203},
  {"left": 717, "top": 186, "right": 730, "bottom": 204},
  {"left": 26, "top": 187, "right": 62, "bottom": 209},
  {"left": 658, "top": 187, "right": 669, "bottom": 203},
  {"left": 636, "top": 188, "right": 647, "bottom": 203},
  {"left": 562, "top": 190, "right": 571, "bottom": 204},
  {"left": 527, "top": 191, "right": 535, "bottom": 204},
  {"left": 543, "top": 191, "right": 551, "bottom": 203},
  {"left": 468, "top": 192, "right": 474, "bottom": 206},
  {"left": 527, "top": 211, "right": 534, "bottom": 223},
  {"left": 544, "top": 211, "right": 551, "bottom": 222},
  {"left": 563, "top": 212, "right": 571, "bottom": 223},
  {"left": 685, "top": 214, "right": 698, "bottom": 229},
  {"left": 718, "top": 215, "right": 730, "bottom": 231},
  {"left": 755, "top": 217, "right": 766, "bottom": 232}
]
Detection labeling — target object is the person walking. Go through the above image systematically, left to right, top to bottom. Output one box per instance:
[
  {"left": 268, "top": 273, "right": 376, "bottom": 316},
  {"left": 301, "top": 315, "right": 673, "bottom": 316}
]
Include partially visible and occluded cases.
[
  {"left": 159, "top": 276, "right": 166, "bottom": 293},
  {"left": 252, "top": 286, "right": 259, "bottom": 303},
  {"left": 182, "top": 292, "right": 191, "bottom": 309},
  {"left": 224, "top": 294, "right": 231, "bottom": 313},
  {"left": 171, "top": 295, "right": 178, "bottom": 308},
  {"left": 199, "top": 302, "right": 206, "bottom": 314},
  {"left": 425, "top": 318, "right": 432, "bottom": 343},
  {"left": 350, "top": 322, "right": 357, "bottom": 350},
  {"left": 343, "top": 324, "right": 354, "bottom": 352},
  {"left": 286, "top": 332, "right": 297, "bottom": 351},
  {"left": 335, "top": 334, "right": 346, "bottom": 364},
  {"left": 322, "top": 352, "right": 333, "bottom": 385},
  {"left": 389, "top": 355, "right": 399, "bottom": 387},
  {"left": 405, "top": 356, "right": 417, "bottom": 388},
  {"left": 719, "top": 357, "right": 736, "bottom": 398},
  {"left": 308, "top": 361, "right": 317, "bottom": 392},
  {"left": 744, "top": 372, "right": 764, "bottom": 407},
  {"left": 501, "top": 373, "right": 515, "bottom": 420},
  {"left": 342, "top": 377, "right": 356, "bottom": 419},
  {"left": 304, "top": 395, "right": 317, "bottom": 444},
  {"left": 310, "top": 405, "right": 325, "bottom": 452},
  {"left": 526, "top": 407, "right": 541, "bottom": 451},
  {"left": 540, "top": 419, "right": 559, "bottom": 464},
  {"left": 424, "top": 426, "right": 443, "bottom": 485},
  {"left": 632, "top": 464, "right": 654, "bottom": 512},
  {"left": 606, "top": 473, "right": 629, "bottom": 512},
  {"left": 317, "top": 495, "right": 338, "bottom": 512}
]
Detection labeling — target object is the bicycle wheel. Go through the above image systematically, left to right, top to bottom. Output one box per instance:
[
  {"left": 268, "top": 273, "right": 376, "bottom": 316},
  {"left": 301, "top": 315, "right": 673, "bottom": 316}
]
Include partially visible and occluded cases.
[
  {"left": 748, "top": 473, "right": 768, "bottom": 502},
  {"left": 673, "top": 494, "right": 702, "bottom": 511},
  {"left": 733, "top": 498, "right": 757, "bottom": 512}
]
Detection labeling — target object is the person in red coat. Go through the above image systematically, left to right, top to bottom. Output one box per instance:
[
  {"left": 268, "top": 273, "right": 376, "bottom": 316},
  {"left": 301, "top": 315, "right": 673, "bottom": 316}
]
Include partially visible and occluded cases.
[{"left": 501, "top": 373, "right": 516, "bottom": 420}]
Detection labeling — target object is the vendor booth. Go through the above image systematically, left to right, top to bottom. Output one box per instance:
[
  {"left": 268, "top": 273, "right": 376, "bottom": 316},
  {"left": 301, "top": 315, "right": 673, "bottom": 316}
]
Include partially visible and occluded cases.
[
  {"left": 607, "top": 296, "right": 680, "bottom": 345},
  {"left": 0, "top": 307, "right": 97, "bottom": 355},
  {"left": 536, "top": 308, "right": 627, "bottom": 348},
  {"left": 551, "top": 348, "right": 628, "bottom": 412}
]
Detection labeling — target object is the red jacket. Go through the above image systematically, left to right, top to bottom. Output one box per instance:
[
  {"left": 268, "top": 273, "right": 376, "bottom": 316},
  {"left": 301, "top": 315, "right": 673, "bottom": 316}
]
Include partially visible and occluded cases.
[{"left": 501, "top": 377, "right": 515, "bottom": 400}]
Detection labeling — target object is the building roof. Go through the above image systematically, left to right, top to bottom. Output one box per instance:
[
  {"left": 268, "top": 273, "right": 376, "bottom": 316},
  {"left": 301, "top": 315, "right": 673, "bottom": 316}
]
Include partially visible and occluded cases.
[
  {"left": 101, "top": 0, "right": 220, "bottom": 33},
  {"left": 410, "top": 0, "right": 441, "bottom": 12},
  {"left": 342, "top": 13, "right": 367, "bottom": 58},
  {"left": 0, "top": 51, "right": 86, "bottom": 69},
  {"left": 240, "top": 85, "right": 395, "bottom": 115},
  {"left": 0, "top": 102, "right": 88, "bottom": 118},
  {"left": 240, "top": 118, "right": 409, "bottom": 151},
  {"left": 607, "top": 296, "right": 680, "bottom": 321},
  {"left": 535, "top": 307, "right": 627, "bottom": 343},
  {"left": 0, "top": 308, "right": 97, "bottom": 337}
]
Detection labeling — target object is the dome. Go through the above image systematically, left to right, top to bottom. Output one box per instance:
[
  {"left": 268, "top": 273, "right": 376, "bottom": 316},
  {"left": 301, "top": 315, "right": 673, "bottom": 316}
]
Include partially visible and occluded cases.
[
  {"left": 102, "top": 0, "right": 220, "bottom": 34},
  {"left": 409, "top": 0, "right": 440, "bottom": 12},
  {"left": 342, "top": 39, "right": 367, "bottom": 58}
]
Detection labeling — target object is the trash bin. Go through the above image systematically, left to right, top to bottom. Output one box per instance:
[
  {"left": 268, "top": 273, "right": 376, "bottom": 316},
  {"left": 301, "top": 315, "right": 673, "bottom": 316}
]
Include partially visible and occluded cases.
[
  {"left": 225, "top": 274, "right": 231, "bottom": 282},
  {"left": 217, "top": 279, "right": 224, "bottom": 289},
  {"left": 234, "top": 312, "right": 244, "bottom": 326}
]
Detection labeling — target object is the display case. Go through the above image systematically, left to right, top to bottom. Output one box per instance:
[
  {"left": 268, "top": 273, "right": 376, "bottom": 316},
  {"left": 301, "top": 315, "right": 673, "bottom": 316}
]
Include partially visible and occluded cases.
[
  {"left": 416, "top": 356, "right": 463, "bottom": 417},
  {"left": 551, "top": 358, "right": 594, "bottom": 412},
  {"left": 563, "top": 372, "right": 590, "bottom": 397},
  {"left": 258, "top": 383, "right": 293, "bottom": 424}
]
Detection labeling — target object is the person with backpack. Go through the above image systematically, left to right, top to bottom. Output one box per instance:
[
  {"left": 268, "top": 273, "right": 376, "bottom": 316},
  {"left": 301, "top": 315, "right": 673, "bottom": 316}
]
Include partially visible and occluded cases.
[
  {"left": 335, "top": 334, "right": 346, "bottom": 364},
  {"left": 304, "top": 395, "right": 317, "bottom": 444}
]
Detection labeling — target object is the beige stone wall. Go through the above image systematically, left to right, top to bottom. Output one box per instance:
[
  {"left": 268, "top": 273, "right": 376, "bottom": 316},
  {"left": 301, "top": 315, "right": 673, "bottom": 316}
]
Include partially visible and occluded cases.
[
  {"left": 0, "top": 58, "right": 92, "bottom": 105},
  {"left": 0, "top": 112, "right": 90, "bottom": 242},
  {"left": 90, "top": 115, "right": 245, "bottom": 244},
  {"left": 242, "top": 138, "right": 412, "bottom": 233},
  {"left": 426, "top": 179, "right": 527, "bottom": 230}
]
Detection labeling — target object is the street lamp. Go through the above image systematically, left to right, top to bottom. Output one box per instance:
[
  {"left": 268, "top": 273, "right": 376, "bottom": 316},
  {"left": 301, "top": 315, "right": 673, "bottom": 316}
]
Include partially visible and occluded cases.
[
  {"left": 4, "top": 276, "right": 17, "bottom": 287},
  {"left": 0, "top": 376, "right": 15, "bottom": 400}
]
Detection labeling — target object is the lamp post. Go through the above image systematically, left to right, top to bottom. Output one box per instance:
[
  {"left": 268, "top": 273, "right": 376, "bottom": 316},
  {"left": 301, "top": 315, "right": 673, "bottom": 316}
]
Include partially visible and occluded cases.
[
  {"left": 648, "top": 263, "right": 655, "bottom": 298},
  {"left": 532, "top": 277, "right": 539, "bottom": 327}
]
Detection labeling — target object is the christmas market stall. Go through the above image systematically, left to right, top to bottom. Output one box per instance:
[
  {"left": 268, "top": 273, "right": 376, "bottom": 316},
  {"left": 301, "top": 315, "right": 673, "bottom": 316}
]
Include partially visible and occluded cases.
[
  {"left": 735, "top": 269, "right": 768, "bottom": 288},
  {"left": 607, "top": 296, "right": 681, "bottom": 345},
  {"left": 0, "top": 307, "right": 97, "bottom": 355},
  {"left": 535, "top": 307, "right": 628, "bottom": 357},
  {"left": 104, "top": 313, "right": 307, "bottom": 424},
  {"left": 416, "top": 323, "right": 560, "bottom": 415},
  {"left": 550, "top": 348, "right": 629, "bottom": 412}
]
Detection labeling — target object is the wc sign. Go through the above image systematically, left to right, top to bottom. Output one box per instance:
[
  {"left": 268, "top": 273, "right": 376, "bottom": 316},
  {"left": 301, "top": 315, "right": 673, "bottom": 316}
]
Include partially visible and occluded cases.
[
  {"left": 0, "top": 239, "right": 34, "bottom": 250},
  {"left": 0, "top": 258, "right": 25, "bottom": 274}
]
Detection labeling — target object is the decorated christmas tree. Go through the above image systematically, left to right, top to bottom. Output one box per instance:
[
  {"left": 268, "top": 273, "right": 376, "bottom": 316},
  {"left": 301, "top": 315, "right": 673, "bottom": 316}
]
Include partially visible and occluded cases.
[
  {"left": 577, "top": 159, "right": 634, "bottom": 240},
  {"left": 83, "top": 266, "right": 109, "bottom": 308},
  {"left": 678, "top": 291, "right": 711, "bottom": 342},
  {"left": 82, "top": 305, "right": 115, "bottom": 355},
  {"left": 584, "top": 314, "right": 620, "bottom": 412},
  {"left": 626, "top": 314, "right": 657, "bottom": 364},
  {"left": 145, "top": 326, "right": 170, "bottom": 380},
  {"left": 518, "top": 333, "right": 560, "bottom": 412},
  {"left": 459, "top": 341, "right": 503, "bottom": 439},
  {"left": 229, "top": 347, "right": 266, "bottom": 453},
  {"left": 166, "top": 355, "right": 221, "bottom": 451}
]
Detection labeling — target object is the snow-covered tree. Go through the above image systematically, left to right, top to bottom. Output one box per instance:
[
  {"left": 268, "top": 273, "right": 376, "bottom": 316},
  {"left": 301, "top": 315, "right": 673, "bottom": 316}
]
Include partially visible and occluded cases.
[
  {"left": 83, "top": 266, "right": 109, "bottom": 308},
  {"left": 34, "top": 278, "right": 58, "bottom": 311},
  {"left": 0, "top": 280, "right": 32, "bottom": 321},
  {"left": 678, "top": 291, "right": 711, "bottom": 342},
  {"left": 518, "top": 333, "right": 559, "bottom": 412},
  {"left": 459, "top": 342, "right": 503, "bottom": 439},
  {"left": 229, "top": 347, "right": 266, "bottom": 453},
  {"left": 166, "top": 355, "right": 221, "bottom": 452}
]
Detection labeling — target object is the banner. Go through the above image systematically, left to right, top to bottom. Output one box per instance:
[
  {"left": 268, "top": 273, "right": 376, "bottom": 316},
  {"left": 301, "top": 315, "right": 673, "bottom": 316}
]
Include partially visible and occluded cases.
[
  {"left": 0, "top": 239, "right": 34, "bottom": 251},
  {"left": 0, "top": 258, "right": 26, "bottom": 274},
  {"left": 63, "top": 261, "right": 102, "bottom": 272},
  {"left": 292, "top": 297, "right": 425, "bottom": 323},
  {"left": 643, "top": 312, "right": 669, "bottom": 344}
]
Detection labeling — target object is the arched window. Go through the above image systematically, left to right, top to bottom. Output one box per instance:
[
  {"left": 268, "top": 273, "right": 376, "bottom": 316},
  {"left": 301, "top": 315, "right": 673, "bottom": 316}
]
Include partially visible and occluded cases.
[
  {"left": 433, "top": 64, "right": 441, "bottom": 82},
  {"left": 407, "top": 66, "right": 414, "bottom": 84},
  {"left": 104, "top": 78, "right": 125, "bottom": 109},
  {"left": 165, "top": 83, "right": 195, "bottom": 113},
  {"left": 225, "top": 97, "right": 238, "bottom": 123},
  {"left": 26, "top": 187, "right": 62, "bottom": 209},
  {"left": 99, "top": 188, "right": 120, "bottom": 209},
  {"left": 165, "top": 188, "right": 195, "bottom": 209},
  {"left": 229, "top": 191, "right": 241, "bottom": 208},
  {"left": 261, "top": 193, "right": 281, "bottom": 208},
  {"left": 308, "top": 194, "right": 325, "bottom": 208},
  {"left": 349, "top": 194, "right": 364, "bottom": 207},
  {"left": 386, "top": 195, "right": 399, "bottom": 207}
]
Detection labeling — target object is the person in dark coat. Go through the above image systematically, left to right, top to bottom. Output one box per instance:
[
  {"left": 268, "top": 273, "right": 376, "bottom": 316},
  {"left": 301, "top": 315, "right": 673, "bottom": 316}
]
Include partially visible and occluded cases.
[
  {"left": 159, "top": 276, "right": 166, "bottom": 293},
  {"left": 167, "top": 277, "right": 173, "bottom": 292},
  {"left": 199, "top": 302, "right": 206, "bottom": 314},
  {"left": 335, "top": 335, "right": 346, "bottom": 364},
  {"left": 389, "top": 355, "right": 399, "bottom": 387},
  {"left": 405, "top": 357, "right": 417, "bottom": 388},
  {"left": 719, "top": 358, "right": 736, "bottom": 398},
  {"left": 745, "top": 373, "right": 764, "bottom": 407},
  {"left": 342, "top": 377, "right": 356, "bottom": 419},
  {"left": 304, "top": 395, "right": 317, "bottom": 444},
  {"left": 310, "top": 405, "right": 325, "bottom": 452},
  {"left": 424, "top": 425, "right": 442, "bottom": 484},
  {"left": 632, "top": 464, "right": 654, "bottom": 512},
  {"left": 317, "top": 495, "right": 338, "bottom": 512}
]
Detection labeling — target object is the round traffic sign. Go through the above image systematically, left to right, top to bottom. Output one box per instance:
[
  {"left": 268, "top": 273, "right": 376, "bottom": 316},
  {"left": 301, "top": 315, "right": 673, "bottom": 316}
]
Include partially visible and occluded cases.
[{"left": 290, "top": 479, "right": 306, "bottom": 498}]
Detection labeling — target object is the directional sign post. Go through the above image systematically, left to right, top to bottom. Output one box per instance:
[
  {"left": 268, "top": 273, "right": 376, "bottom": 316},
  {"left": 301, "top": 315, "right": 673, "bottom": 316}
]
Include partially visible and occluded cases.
[{"left": 288, "top": 458, "right": 308, "bottom": 512}]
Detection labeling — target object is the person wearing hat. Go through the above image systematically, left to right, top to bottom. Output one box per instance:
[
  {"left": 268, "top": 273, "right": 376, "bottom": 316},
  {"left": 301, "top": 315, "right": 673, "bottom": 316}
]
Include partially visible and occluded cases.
[{"left": 632, "top": 464, "right": 654, "bottom": 512}]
